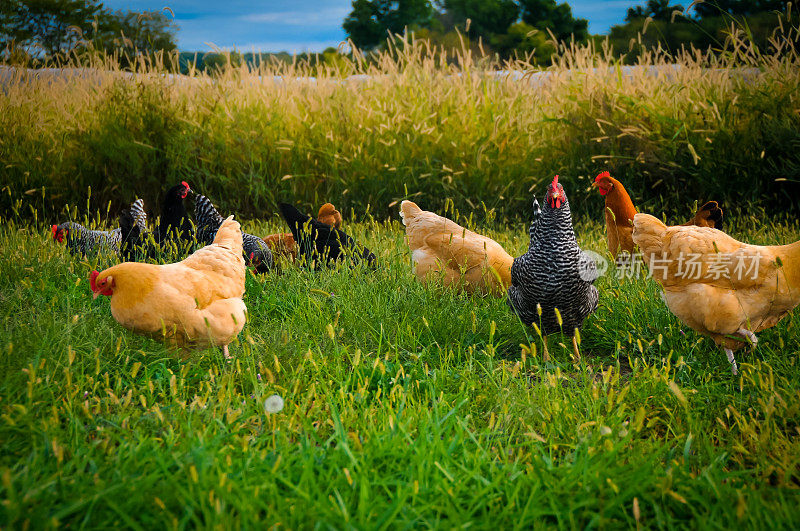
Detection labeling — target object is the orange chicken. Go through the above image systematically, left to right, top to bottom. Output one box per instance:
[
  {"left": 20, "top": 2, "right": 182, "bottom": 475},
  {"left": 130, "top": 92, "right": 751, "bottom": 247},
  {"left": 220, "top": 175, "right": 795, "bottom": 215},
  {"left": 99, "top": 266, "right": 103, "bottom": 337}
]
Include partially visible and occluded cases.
[
  {"left": 594, "top": 171, "right": 723, "bottom": 258},
  {"left": 400, "top": 200, "right": 513, "bottom": 295},
  {"left": 681, "top": 200, "right": 724, "bottom": 229},
  {"left": 262, "top": 202, "right": 343, "bottom": 260},
  {"left": 317, "top": 203, "right": 342, "bottom": 228},
  {"left": 632, "top": 213, "right": 800, "bottom": 375},
  {"left": 90, "top": 216, "right": 247, "bottom": 358},
  {"left": 262, "top": 232, "right": 297, "bottom": 260}
]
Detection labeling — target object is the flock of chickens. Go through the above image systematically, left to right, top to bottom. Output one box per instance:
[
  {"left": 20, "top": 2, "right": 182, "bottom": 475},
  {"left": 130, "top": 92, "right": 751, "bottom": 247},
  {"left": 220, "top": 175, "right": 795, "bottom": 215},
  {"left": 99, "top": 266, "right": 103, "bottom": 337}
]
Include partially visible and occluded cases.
[{"left": 52, "top": 174, "right": 800, "bottom": 375}]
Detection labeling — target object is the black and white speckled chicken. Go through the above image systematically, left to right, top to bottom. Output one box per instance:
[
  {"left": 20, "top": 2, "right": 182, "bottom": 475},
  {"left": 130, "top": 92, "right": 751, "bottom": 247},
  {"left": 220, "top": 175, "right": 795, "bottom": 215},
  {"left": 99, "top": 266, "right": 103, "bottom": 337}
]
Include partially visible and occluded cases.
[
  {"left": 507, "top": 175, "right": 599, "bottom": 337},
  {"left": 193, "top": 193, "right": 273, "bottom": 273},
  {"left": 52, "top": 199, "right": 147, "bottom": 257}
]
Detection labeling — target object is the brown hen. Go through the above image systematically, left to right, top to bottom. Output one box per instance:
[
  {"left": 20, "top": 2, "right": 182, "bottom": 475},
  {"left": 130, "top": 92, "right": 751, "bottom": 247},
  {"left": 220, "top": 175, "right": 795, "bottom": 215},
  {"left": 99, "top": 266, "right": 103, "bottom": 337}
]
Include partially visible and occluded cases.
[{"left": 594, "top": 171, "right": 723, "bottom": 259}]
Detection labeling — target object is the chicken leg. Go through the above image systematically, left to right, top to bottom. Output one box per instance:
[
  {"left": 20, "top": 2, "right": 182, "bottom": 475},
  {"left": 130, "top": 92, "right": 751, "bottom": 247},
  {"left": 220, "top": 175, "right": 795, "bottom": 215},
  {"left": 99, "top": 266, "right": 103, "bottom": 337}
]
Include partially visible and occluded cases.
[
  {"left": 723, "top": 329, "right": 759, "bottom": 376},
  {"left": 223, "top": 345, "right": 232, "bottom": 360},
  {"left": 724, "top": 348, "right": 738, "bottom": 376}
]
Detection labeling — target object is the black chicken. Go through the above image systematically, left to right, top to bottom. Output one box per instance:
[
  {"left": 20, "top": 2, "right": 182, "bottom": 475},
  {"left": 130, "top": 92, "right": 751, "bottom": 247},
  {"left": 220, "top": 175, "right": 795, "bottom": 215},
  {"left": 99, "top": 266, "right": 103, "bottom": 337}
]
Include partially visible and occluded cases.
[
  {"left": 507, "top": 175, "right": 599, "bottom": 336},
  {"left": 155, "top": 181, "right": 195, "bottom": 255},
  {"left": 119, "top": 183, "right": 194, "bottom": 262},
  {"left": 278, "top": 202, "right": 376, "bottom": 268}
]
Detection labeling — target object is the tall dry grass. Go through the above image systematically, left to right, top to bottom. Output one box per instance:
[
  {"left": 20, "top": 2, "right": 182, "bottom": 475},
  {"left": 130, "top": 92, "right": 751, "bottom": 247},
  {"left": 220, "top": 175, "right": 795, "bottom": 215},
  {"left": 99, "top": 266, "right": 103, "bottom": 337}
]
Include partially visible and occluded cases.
[{"left": 1, "top": 14, "right": 799, "bottom": 224}]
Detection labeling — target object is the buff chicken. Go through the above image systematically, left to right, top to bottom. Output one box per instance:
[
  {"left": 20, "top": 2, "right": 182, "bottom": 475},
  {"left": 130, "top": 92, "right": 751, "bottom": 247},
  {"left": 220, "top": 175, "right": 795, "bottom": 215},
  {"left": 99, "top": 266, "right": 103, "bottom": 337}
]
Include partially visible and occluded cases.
[
  {"left": 400, "top": 200, "right": 512, "bottom": 295},
  {"left": 632, "top": 213, "right": 800, "bottom": 375},
  {"left": 90, "top": 216, "right": 247, "bottom": 358}
]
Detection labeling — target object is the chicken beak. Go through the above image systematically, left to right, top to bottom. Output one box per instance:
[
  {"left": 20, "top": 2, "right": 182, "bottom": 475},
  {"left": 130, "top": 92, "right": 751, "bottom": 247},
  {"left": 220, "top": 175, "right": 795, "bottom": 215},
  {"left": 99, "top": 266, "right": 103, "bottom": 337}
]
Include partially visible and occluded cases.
[{"left": 92, "top": 290, "right": 100, "bottom": 300}]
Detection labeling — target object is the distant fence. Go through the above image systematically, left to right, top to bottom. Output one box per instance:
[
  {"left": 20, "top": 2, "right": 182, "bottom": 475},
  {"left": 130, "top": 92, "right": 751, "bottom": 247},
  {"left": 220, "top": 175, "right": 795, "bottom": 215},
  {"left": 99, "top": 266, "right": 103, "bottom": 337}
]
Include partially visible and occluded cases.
[{"left": 0, "top": 64, "right": 763, "bottom": 89}]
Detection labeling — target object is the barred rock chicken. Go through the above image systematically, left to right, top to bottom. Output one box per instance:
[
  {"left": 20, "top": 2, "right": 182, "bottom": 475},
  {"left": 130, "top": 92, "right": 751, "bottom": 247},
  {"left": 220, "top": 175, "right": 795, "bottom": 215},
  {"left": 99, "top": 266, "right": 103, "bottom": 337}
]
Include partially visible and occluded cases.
[
  {"left": 594, "top": 171, "right": 723, "bottom": 259},
  {"left": 508, "top": 175, "right": 599, "bottom": 337},
  {"left": 193, "top": 193, "right": 273, "bottom": 273},
  {"left": 52, "top": 199, "right": 147, "bottom": 257},
  {"left": 400, "top": 200, "right": 512, "bottom": 295},
  {"left": 278, "top": 202, "right": 376, "bottom": 268},
  {"left": 632, "top": 213, "right": 800, "bottom": 375},
  {"left": 90, "top": 216, "right": 247, "bottom": 359}
]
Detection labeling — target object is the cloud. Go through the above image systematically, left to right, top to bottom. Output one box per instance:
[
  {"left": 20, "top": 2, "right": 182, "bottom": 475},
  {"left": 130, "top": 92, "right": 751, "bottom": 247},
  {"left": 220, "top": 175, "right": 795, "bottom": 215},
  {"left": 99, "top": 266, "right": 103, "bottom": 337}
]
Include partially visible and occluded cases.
[{"left": 242, "top": 7, "right": 350, "bottom": 26}]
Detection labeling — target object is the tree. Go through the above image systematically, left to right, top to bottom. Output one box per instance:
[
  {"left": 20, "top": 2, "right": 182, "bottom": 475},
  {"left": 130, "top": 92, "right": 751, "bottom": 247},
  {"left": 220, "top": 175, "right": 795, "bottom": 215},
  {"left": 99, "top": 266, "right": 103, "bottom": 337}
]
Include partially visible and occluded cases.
[
  {"left": 0, "top": 0, "right": 103, "bottom": 58},
  {"left": 1, "top": 0, "right": 177, "bottom": 63},
  {"left": 343, "top": 0, "right": 435, "bottom": 50},
  {"left": 439, "top": 0, "right": 519, "bottom": 38},
  {"left": 518, "top": 0, "right": 588, "bottom": 42},
  {"left": 608, "top": 0, "right": 791, "bottom": 62},
  {"left": 626, "top": 0, "right": 685, "bottom": 22},
  {"left": 692, "top": 0, "right": 786, "bottom": 18},
  {"left": 94, "top": 10, "right": 177, "bottom": 56},
  {"left": 490, "top": 21, "right": 556, "bottom": 62},
  {"left": 202, "top": 50, "right": 244, "bottom": 72}
]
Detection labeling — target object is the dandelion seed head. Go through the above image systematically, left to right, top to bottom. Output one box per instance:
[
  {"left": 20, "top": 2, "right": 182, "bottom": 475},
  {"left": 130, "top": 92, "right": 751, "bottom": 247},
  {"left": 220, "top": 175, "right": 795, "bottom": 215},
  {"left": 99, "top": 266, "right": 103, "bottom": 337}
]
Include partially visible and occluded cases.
[{"left": 264, "top": 394, "right": 284, "bottom": 414}]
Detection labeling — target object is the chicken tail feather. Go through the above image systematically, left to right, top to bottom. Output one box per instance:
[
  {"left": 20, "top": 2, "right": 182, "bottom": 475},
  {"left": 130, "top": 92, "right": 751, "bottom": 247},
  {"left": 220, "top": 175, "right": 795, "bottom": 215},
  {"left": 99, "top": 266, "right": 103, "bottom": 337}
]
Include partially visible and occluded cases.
[
  {"left": 400, "top": 200, "right": 421, "bottom": 226},
  {"left": 696, "top": 201, "right": 724, "bottom": 231},
  {"left": 278, "top": 203, "right": 311, "bottom": 232},
  {"left": 632, "top": 213, "right": 667, "bottom": 257},
  {"left": 213, "top": 216, "right": 243, "bottom": 254}
]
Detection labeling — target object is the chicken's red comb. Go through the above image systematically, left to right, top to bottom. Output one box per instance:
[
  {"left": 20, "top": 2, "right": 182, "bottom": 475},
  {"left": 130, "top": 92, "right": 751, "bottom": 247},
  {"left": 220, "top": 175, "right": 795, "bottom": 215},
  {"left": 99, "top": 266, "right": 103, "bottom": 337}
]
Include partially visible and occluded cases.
[
  {"left": 594, "top": 171, "right": 610, "bottom": 183},
  {"left": 552, "top": 174, "right": 559, "bottom": 188},
  {"left": 181, "top": 181, "right": 191, "bottom": 191},
  {"left": 51, "top": 225, "right": 58, "bottom": 239},
  {"left": 89, "top": 270, "right": 99, "bottom": 291}
]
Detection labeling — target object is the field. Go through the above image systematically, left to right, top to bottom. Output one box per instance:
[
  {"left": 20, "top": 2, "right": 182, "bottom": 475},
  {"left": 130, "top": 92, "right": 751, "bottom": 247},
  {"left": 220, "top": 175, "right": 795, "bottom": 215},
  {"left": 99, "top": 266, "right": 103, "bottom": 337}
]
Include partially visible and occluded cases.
[
  {"left": 2, "top": 20, "right": 800, "bottom": 529},
  {"left": 2, "top": 24, "right": 800, "bottom": 223},
  {"left": 1, "top": 208, "right": 800, "bottom": 528}
]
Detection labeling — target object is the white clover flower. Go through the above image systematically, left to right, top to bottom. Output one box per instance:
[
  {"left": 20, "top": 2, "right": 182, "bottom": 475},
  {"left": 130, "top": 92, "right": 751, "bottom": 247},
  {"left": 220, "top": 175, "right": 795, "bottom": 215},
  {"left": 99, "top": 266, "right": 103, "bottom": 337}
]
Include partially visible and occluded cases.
[{"left": 264, "top": 394, "right": 284, "bottom": 414}]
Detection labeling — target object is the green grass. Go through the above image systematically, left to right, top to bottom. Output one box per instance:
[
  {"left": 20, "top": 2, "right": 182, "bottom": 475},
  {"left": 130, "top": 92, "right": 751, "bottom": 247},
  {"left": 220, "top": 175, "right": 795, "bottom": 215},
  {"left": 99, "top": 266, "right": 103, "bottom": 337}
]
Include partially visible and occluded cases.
[{"left": 1, "top": 209, "right": 799, "bottom": 528}]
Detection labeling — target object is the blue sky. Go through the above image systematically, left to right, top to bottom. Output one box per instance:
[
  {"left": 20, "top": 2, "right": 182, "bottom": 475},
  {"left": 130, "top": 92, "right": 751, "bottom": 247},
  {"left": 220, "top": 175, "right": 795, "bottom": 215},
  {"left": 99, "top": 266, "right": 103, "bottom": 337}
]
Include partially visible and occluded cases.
[{"left": 102, "top": 0, "right": 641, "bottom": 53}]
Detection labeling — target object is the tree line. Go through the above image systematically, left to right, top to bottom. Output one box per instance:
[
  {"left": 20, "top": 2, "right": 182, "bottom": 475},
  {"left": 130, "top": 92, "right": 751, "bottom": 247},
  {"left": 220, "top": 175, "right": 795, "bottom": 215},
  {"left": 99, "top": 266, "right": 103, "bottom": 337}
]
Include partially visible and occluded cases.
[
  {"left": 0, "top": 0, "right": 793, "bottom": 70},
  {"left": 0, "top": 0, "right": 177, "bottom": 65},
  {"left": 343, "top": 0, "right": 793, "bottom": 63}
]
